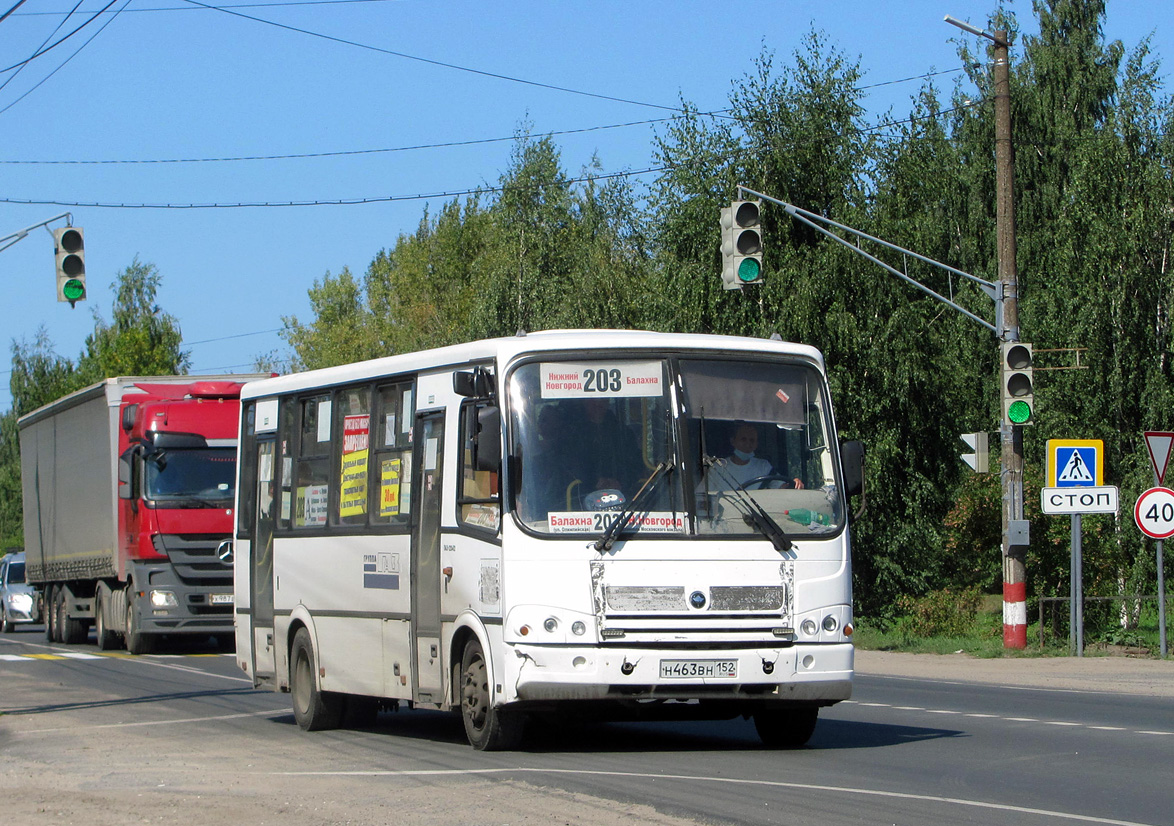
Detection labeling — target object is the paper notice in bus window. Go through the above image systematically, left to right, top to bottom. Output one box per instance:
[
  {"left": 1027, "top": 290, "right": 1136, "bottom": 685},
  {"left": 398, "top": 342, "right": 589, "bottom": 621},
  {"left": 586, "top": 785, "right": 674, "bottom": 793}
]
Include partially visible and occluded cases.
[
  {"left": 540, "top": 362, "right": 662, "bottom": 399},
  {"left": 317, "top": 400, "right": 332, "bottom": 443},
  {"left": 380, "top": 458, "right": 401, "bottom": 516},
  {"left": 296, "top": 485, "right": 328, "bottom": 527}
]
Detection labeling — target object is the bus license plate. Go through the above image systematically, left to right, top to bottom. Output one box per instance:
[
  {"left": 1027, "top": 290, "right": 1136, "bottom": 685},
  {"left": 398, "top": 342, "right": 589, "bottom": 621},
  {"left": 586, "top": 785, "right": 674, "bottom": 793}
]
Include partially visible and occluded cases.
[
  {"left": 210, "top": 594, "right": 234, "bottom": 605},
  {"left": 659, "top": 659, "right": 737, "bottom": 679}
]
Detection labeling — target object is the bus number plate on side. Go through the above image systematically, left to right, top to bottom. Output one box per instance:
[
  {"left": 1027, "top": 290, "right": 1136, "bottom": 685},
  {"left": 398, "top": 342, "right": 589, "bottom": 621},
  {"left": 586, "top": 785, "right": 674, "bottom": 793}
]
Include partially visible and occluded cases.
[{"left": 659, "top": 659, "right": 737, "bottom": 679}]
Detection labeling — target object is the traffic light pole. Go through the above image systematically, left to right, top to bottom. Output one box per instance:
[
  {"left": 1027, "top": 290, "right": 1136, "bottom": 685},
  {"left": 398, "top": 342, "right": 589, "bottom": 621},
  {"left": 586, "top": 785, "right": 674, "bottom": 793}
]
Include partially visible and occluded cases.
[
  {"left": 991, "top": 28, "right": 1028, "bottom": 649},
  {"left": 0, "top": 212, "right": 73, "bottom": 254}
]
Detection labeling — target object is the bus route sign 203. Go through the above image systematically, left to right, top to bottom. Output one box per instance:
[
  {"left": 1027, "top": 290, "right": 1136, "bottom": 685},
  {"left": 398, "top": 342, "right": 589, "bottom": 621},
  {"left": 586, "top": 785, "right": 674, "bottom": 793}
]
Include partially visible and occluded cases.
[{"left": 1134, "top": 486, "right": 1174, "bottom": 539}]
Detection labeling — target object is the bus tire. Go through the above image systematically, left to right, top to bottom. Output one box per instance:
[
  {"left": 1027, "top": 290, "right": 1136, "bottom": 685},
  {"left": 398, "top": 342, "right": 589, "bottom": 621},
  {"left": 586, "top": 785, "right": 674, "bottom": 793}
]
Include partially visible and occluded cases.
[
  {"left": 290, "top": 627, "right": 342, "bottom": 731},
  {"left": 459, "top": 639, "right": 524, "bottom": 751},
  {"left": 753, "top": 706, "right": 818, "bottom": 749}
]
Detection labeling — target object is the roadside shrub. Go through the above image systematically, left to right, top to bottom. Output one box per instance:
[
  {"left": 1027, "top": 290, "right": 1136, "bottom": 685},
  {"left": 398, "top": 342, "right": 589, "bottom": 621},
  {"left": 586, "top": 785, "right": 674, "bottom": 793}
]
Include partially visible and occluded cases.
[{"left": 894, "top": 586, "right": 985, "bottom": 638}]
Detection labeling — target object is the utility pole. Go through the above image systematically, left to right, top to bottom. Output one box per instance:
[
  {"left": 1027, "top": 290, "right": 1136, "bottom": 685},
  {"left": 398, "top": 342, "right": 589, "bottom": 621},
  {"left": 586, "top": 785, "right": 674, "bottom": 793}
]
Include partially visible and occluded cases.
[
  {"left": 946, "top": 15, "right": 1028, "bottom": 649},
  {"left": 992, "top": 27, "right": 1029, "bottom": 650}
]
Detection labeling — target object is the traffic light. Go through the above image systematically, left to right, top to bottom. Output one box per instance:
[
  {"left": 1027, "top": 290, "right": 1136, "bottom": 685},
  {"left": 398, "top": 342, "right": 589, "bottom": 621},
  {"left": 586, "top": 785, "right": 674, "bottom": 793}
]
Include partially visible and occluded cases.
[
  {"left": 720, "top": 200, "right": 764, "bottom": 289},
  {"left": 53, "top": 226, "right": 85, "bottom": 307},
  {"left": 1001, "top": 341, "right": 1034, "bottom": 425},
  {"left": 960, "top": 431, "right": 989, "bottom": 472}
]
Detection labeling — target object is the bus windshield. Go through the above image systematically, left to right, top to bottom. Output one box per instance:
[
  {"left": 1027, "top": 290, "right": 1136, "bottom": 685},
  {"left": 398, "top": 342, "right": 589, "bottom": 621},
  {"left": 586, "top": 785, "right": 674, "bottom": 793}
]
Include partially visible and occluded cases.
[
  {"left": 509, "top": 356, "right": 844, "bottom": 538},
  {"left": 145, "top": 447, "right": 237, "bottom": 505}
]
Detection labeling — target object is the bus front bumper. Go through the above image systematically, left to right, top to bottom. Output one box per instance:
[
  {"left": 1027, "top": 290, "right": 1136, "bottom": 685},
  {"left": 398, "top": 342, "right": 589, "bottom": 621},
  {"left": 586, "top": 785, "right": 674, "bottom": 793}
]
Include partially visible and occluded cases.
[{"left": 506, "top": 642, "right": 853, "bottom": 704}]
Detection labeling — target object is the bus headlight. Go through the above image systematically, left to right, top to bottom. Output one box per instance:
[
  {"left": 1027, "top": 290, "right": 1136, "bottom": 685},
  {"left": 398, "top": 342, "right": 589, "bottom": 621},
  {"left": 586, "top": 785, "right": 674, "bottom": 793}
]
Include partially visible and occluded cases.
[
  {"left": 822, "top": 615, "right": 839, "bottom": 633},
  {"left": 543, "top": 617, "right": 558, "bottom": 633},
  {"left": 801, "top": 619, "right": 818, "bottom": 636},
  {"left": 571, "top": 621, "right": 586, "bottom": 636}
]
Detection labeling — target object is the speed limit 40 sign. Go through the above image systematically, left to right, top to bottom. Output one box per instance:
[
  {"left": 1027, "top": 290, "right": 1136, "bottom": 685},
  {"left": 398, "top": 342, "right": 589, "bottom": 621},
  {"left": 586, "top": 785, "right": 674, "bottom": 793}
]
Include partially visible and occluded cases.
[{"left": 1134, "top": 487, "right": 1174, "bottom": 538}]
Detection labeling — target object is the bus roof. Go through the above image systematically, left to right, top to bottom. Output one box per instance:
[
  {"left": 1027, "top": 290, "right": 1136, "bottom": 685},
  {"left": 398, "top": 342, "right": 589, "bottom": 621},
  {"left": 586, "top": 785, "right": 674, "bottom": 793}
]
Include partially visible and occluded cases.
[{"left": 240, "top": 329, "right": 826, "bottom": 401}]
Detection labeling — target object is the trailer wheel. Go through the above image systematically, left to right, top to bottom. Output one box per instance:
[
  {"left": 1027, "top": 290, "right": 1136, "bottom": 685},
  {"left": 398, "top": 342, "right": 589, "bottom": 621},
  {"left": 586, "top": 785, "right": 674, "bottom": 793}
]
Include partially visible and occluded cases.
[
  {"left": 44, "top": 585, "right": 57, "bottom": 642},
  {"left": 58, "top": 587, "right": 86, "bottom": 645},
  {"left": 94, "top": 591, "right": 118, "bottom": 650},
  {"left": 124, "top": 592, "right": 155, "bottom": 655},
  {"left": 290, "top": 627, "right": 342, "bottom": 731},
  {"left": 459, "top": 639, "right": 524, "bottom": 751},
  {"left": 753, "top": 706, "right": 818, "bottom": 749}
]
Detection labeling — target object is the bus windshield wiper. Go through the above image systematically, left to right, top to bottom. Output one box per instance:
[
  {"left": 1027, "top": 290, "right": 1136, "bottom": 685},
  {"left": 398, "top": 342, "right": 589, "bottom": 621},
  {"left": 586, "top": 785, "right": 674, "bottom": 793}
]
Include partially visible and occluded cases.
[
  {"left": 704, "top": 456, "right": 793, "bottom": 553},
  {"left": 594, "top": 462, "right": 672, "bottom": 552}
]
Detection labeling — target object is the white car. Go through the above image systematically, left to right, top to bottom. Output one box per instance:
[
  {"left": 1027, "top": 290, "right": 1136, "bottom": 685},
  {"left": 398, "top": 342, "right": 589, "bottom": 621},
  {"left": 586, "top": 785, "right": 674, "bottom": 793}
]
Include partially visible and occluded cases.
[{"left": 1, "top": 552, "right": 41, "bottom": 633}]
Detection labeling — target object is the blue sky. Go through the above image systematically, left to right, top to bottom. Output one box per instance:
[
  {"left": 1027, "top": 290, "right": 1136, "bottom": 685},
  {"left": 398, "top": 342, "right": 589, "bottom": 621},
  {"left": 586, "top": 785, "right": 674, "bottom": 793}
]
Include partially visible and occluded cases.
[{"left": 1, "top": 0, "right": 1168, "bottom": 413}]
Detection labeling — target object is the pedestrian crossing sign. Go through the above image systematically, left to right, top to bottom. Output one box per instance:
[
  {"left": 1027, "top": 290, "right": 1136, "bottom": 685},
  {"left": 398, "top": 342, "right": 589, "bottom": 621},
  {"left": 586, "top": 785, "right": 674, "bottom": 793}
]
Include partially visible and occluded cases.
[{"left": 1047, "top": 439, "right": 1104, "bottom": 487}]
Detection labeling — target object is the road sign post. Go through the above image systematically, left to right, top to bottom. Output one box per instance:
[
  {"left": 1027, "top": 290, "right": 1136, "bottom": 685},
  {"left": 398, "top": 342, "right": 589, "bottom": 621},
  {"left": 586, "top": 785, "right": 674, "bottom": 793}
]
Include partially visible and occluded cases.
[
  {"left": 1142, "top": 433, "right": 1173, "bottom": 658},
  {"left": 1043, "top": 439, "right": 1114, "bottom": 657},
  {"left": 1134, "top": 484, "right": 1174, "bottom": 659}
]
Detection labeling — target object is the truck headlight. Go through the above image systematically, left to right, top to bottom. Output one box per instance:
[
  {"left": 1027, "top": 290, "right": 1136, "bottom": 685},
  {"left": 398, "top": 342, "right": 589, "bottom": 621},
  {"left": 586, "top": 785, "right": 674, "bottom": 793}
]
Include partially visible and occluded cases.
[{"left": 150, "top": 590, "right": 178, "bottom": 609}]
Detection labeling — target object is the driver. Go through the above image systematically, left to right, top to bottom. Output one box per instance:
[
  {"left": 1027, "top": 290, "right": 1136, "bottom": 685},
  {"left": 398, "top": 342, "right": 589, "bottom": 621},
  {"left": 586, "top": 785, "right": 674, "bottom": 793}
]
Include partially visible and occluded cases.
[{"left": 709, "top": 422, "right": 803, "bottom": 491}]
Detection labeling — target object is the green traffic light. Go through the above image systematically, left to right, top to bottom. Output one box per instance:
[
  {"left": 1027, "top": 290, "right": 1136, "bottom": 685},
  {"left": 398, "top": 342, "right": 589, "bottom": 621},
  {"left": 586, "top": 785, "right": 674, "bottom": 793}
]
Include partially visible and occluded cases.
[
  {"left": 737, "top": 258, "right": 761, "bottom": 282},
  {"left": 62, "top": 279, "right": 85, "bottom": 302},
  {"left": 1007, "top": 399, "right": 1031, "bottom": 424}
]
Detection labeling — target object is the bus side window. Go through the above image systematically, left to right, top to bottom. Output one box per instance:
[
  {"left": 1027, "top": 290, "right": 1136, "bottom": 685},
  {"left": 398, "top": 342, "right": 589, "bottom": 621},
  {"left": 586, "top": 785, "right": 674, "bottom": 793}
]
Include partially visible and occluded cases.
[
  {"left": 371, "top": 381, "right": 414, "bottom": 528},
  {"left": 294, "top": 394, "right": 331, "bottom": 529},
  {"left": 458, "top": 400, "right": 501, "bottom": 534},
  {"left": 237, "top": 403, "right": 257, "bottom": 538}
]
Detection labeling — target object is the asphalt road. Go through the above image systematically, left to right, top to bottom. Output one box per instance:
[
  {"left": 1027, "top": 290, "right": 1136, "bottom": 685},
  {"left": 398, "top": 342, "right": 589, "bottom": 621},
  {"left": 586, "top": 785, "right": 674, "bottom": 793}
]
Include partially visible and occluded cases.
[{"left": 1, "top": 628, "right": 1170, "bottom": 826}]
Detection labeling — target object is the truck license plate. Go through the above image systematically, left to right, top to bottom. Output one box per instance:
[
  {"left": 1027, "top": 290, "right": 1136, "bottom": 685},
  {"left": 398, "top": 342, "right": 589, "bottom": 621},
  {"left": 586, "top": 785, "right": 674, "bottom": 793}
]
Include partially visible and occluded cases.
[
  {"left": 210, "top": 594, "right": 234, "bottom": 605},
  {"left": 659, "top": 659, "right": 737, "bottom": 679}
]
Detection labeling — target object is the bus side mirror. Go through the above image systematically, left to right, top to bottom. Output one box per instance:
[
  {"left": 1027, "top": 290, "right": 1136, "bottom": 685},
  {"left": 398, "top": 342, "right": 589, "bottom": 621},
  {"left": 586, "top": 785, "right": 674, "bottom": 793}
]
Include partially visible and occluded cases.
[
  {"left": 454, "top": 368, "right": 496, "bottom": 399},
  {"left": 474, "top": 406, "right": 501, "bottom": 472},
  {"left": 840, "top": 440, "right": 865, "bottom": 498}
]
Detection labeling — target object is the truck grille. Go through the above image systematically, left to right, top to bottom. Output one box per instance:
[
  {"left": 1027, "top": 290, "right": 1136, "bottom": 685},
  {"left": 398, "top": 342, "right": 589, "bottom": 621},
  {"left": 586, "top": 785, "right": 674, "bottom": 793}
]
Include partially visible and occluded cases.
[{"left": 156, "top": 534, "right": 233, "bottom": 585}]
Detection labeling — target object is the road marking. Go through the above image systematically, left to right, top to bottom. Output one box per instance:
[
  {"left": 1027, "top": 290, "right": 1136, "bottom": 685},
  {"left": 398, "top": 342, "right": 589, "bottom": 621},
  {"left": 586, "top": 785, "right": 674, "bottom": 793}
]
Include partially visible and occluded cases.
[
  {"left": 843, "top": 700, "right": 1173, "bottom": 738},
  {"left": 18, "top": 708, "right": 287, "bottom": 735},
  {"left": 271, "top": 767, "right": 1162, "bottom": 826}
]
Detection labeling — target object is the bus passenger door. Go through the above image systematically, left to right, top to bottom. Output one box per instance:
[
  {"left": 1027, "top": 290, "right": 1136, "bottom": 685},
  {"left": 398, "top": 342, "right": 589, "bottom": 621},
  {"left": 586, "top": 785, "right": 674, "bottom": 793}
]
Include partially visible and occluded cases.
[
  {"left": 411, "top": 411, "right": 445, "bottom": 701},
  {"left": 251, "top": 438, "right": 278, "bottom": 685}
]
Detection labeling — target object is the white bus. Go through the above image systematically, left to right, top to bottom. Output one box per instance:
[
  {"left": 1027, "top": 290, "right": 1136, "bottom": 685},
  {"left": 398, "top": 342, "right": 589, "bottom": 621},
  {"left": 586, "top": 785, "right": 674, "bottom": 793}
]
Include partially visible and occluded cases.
[{"left": 233, "top": 330, "right": 864, "bottom": 750}]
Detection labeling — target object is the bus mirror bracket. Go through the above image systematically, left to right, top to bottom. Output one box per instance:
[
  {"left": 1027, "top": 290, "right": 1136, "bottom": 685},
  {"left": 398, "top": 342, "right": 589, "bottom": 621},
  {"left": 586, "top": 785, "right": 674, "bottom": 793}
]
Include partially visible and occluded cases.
[{"left": 454, "top": 367, "right": 496, "bottom": 400}]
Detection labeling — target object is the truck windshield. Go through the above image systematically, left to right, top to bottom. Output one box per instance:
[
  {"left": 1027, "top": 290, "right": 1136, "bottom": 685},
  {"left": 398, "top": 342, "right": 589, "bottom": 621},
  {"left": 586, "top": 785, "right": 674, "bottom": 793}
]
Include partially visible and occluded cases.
[
  {"left": 509, "top": 356, "right": 844, "bottom": 538},
  {"left": 145, "top": 447, "right": 236, "bottom": 504}
]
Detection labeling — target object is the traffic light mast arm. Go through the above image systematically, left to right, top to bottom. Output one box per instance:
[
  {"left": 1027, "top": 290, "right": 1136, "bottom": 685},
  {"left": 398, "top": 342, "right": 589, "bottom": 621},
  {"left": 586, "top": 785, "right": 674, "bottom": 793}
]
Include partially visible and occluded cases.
[
  {"left": 737, "top": 186, "right": 1000, "bottom": 335},
  {"left": 0, "top": 212, "right": 73, "bottom": 254}
]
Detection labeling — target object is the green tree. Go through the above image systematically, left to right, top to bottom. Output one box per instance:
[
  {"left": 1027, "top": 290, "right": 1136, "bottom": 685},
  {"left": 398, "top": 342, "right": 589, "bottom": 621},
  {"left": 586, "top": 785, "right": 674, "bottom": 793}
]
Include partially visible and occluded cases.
[{"left": 77, "top": 257, "right": 189, "bottom": 381}]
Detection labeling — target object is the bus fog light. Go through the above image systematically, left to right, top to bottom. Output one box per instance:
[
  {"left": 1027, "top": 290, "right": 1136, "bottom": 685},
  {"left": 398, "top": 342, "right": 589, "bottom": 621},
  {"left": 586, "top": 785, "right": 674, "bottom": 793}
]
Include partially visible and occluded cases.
[
  {"left": 150, "top": 590, "right": 177, "bottom": 609},
  {"left": 822, "top": 615, "right": 838, "bottom": 633},
  {"left": 543, "top": 617, "right": 558, "bottom": 633},
  {"left": 801, "top": 619, "right": 817, "bottom": 636},
  {"left": 571, "top": 621, "right": 586, "bottom": 636},
  {"left": 801, "top": 655, "right": 815, "bottom": 669},
  {"left": 572, "top": 656, "right": 587, "bottom": 668}
]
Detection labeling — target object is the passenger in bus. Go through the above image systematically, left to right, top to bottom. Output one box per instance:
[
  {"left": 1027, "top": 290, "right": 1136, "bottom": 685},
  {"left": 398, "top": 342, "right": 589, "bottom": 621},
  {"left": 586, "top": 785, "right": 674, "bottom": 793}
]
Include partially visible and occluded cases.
[
  {"left": 575, "top": 398, "right": 643, "bottom": 498},
  {"left": 706, "top": 422, "right": 803, "bottom": 491}
]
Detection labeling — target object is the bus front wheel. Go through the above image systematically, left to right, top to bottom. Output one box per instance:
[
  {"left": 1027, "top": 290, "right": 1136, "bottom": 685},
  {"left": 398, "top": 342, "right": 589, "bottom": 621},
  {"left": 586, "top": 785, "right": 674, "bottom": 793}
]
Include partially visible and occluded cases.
[
  {"left": 290, "top": 627, "right": 342, "bottom": 731},
  {"left": 459, "top": 639, "right": 524, "bottom": 751},
  {"left": 753, "top": 706, "right": 818, "bottom": 748}
]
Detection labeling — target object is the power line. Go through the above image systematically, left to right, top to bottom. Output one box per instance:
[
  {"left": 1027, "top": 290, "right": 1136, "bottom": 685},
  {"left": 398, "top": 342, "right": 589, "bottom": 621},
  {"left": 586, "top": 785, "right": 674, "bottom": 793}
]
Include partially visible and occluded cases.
[
  {"left": 0, "top": 0, "right": 120, "bottom": 74},
  {"left": 0, "top": 0, "right": 131, "bottom": 116},
  {"left": 8, "top": 0, "right": 399, "bottom": 14},
  {"left": 180, "top": 0, "right": 683, "bottom": 113},
  {"left": 0, "top": 99, "right": 987, "bottom": 210}
]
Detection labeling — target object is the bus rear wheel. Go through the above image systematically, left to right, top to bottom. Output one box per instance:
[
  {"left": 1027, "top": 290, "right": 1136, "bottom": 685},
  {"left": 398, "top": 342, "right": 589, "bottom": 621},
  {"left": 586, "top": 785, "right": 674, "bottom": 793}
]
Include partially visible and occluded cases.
[
  {"left": 290, "top": 627, "right": 342, "bottom": 731},
  {"left": 459, "top": 639, "right": 524, "bottom": 751},
  {"left": 753, "top": 706, "right": 818, "bottom": 748}
]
